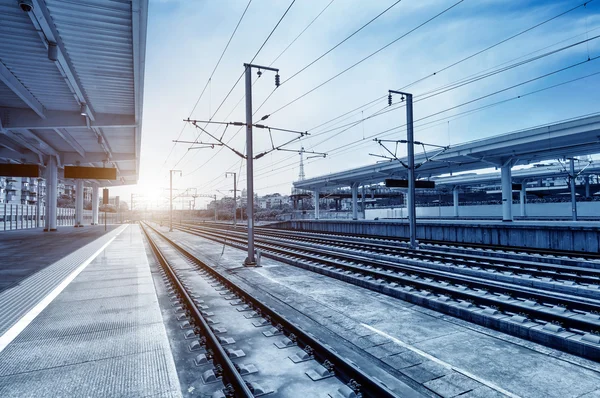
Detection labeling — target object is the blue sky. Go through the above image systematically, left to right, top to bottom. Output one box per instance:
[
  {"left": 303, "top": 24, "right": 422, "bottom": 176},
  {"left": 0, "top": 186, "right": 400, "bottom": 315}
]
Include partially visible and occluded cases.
[{"left": 115, "top": 0, "right": 600, "bottom": 209}]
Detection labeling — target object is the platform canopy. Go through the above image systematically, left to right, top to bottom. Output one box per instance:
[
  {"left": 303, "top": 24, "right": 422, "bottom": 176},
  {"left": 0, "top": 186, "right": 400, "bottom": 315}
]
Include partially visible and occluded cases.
[
  {"left": 0, "top": 0, "right": 148, "bottom": 185},
  {"left": 294, "top": 114, "right": 600, "bottom": 190},
  {"left": 432, "top": 163, "right": 600, "bottom": 187}
]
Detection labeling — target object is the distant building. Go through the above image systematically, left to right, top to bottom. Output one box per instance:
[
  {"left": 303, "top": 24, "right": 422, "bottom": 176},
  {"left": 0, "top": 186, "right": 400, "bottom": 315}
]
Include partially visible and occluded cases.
[{"left": 0, "top": 177, "right": 45, "bottom": 206}]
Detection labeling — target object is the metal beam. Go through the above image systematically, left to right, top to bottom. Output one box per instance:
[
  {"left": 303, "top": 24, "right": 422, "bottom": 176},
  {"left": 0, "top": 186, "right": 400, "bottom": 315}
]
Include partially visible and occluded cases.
[
  {"left": 132, "top": 0, "right": 148, "bottom": 179},
  {"left": 29, "top": 1, "right": 94, "bottom": 119},
  {"left": 0, "top": 62, "right": 46, "bottom": 118},
  {"left": 0, "top": 108, "right": 136, "bottom": 130},
  {"left": 10, "top": 129, "right": 59, "bottom": 157},
  {"left": 54, "top": 129, "right": 85, "bottom": 157},
  {"left": 1, "top": 131, "right": 44, "bottom": 163},
  {"left": 0, "top": 135, "right": 24, "bottom": 154},
  {"left": 0, "top": 148, "right": 39, "bottom": 164},
  {"left": 61, "top": 152, "right": 136, "bottom": 165}
]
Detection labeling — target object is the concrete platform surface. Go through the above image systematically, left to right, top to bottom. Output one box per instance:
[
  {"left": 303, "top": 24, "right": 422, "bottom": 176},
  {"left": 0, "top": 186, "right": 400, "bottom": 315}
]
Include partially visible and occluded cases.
[
  {"left": 0, "top": 225, "right": 181, "bottom": 398},
  {"left": 0, "top": 225, "right": 123, "bottom": 339},
  {"left": 0, "top": 225, "right": 120, "bottom": 294},
  {"left": 163, "top": 225, "right": 600, "bottom": 398}
]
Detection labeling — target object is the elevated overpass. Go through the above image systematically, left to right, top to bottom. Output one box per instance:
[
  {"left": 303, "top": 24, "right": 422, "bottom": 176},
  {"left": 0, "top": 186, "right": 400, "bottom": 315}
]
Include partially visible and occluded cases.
[
  {"left": 0, "top": 0, "right": 148, "bottom": 229},
  {"left": 294, "top": 114, "right": 600, "bottom": 221}
]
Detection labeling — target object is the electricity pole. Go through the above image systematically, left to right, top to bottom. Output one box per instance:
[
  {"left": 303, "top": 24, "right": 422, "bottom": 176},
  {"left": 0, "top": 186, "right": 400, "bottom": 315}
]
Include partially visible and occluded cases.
[
  {"left": 243, "top": 62, "right": 280, "bottom": 266},
  {"left": 388, "top": 90, "right": 417, "bottom": 249},
  {"left": 570, "top": 158, "right": 577, "bottom": 221},
  {"left": 169, "top": 170, "right": 181, "bottom": 231},
  {"left": 225, "top": 172, "right": 237, "bottom": 226},
  {"left": 214, "top": 194, "right": 217, "bottom": 221}
]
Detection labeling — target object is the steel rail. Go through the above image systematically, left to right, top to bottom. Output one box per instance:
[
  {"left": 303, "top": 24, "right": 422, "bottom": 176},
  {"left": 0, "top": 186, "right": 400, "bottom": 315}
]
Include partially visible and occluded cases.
[
  {"left": 143, "top": 222, "right": 402, "bottom": 398},
  {"left": 184, "top": 222, "right": 600, "bottom": 276},
  {"left": 140, "top": 223, "right": 255, "bottom": 398},
  {"left": 174, "top": 224, "right": 600, "bottom": 334},
  {"left": 259, "top": 224, "right": 600, "bottom": 261},
  {"left": 213, "top": 225, "right": 600, "bottom": 283}
]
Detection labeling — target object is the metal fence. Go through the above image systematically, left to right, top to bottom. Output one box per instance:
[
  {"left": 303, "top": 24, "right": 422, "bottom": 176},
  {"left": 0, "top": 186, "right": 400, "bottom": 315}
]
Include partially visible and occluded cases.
[{"left": 0, "top": 204, "right": 121, "bottom": 231}]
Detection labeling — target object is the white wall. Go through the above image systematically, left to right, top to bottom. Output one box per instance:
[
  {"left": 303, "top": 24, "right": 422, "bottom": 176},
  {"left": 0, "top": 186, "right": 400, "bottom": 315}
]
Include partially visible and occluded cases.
[{"left": 365, "top": 201, "right": 600, "bottom": 219}]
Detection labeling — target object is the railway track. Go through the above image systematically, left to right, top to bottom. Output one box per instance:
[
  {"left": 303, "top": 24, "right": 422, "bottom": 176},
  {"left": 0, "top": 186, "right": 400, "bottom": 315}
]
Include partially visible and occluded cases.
[
  {"left": 141, "top": 222, "right": 407, "bottom": 398},
  {"left": 170, "top": 222, "right": 600, "bottom": 361},
  {"left": 202, "top": 222, "right": 600, "bottom": 268},
  {"left": 198, "top": 223, "right": 600, "bottom": 286}
]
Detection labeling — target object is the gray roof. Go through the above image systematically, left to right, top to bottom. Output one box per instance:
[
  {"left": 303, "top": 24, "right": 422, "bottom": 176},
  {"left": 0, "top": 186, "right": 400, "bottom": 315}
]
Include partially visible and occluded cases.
[
  {"left": 0, "top": 0, "right": 148, "bottom": 186},
  {"left": 294, "top": 114, "right": 600, "bottom": 190}
]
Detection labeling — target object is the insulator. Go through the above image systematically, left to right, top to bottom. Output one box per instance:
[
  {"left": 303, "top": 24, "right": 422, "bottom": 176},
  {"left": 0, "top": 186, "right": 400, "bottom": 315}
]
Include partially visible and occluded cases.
[
  {"left": 257, "top": 69, "right": 262, "bottom": 77},
  {"left": 275, "top": 73, "right": 280, "bottom": 87},
  {"left": 388, "top": 93, "right": 392, "bottom": 106},
  {"left": 401, "top": 96, "right": 405, "bottom": 102}
]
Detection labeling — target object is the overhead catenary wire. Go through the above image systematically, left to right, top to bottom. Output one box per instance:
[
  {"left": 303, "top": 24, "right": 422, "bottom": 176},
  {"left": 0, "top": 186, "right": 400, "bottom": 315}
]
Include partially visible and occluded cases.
[
  {"left": 160, "top": 0, "right": 253, "bottom": 171},
  {"left": 171, "top": 0, "right": 298, "bottom": 170},
  {"left": 203, "top": 0, "right": 467, "bottom": 179},
  {"left": 264, "top": 0, "right": 465, "bottom": 118},
  {"left": 292, "top": 0, "right": 596, "bottom": 143},
  {"left": 184, "top": 1, "right": 599, "bottom": 192},
  {"left": 246, "top": 32, "right": 600, "bottom": 177},
  {"left": 306, "top": 33, "right": 600, "bottom": 143},
  {"left": 245, "top": 69, "right": 600, "bottom": 185}
]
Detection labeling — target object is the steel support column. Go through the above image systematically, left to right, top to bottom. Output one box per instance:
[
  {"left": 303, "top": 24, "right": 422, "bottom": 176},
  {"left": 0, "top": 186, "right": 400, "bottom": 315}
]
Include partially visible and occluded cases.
[
  {"left": 244, "top": 65, "right": 256, "bottom": 265},
  {"left": 405, "top": 94, "right": 417, "bottom": 248},
  {"left": 44, "top": 157, "right": 58, "bottom": 231},
  {"left": 570, "top": 158, "right": 577, "bottom": 221},
  {"left": 501, "top": 162, "right": 513, "bottom": 222},
  {"left": 585, "top": 175, "right": 590, "bottom": 198},
  {"left": 36, "top": 179, "right": 42, "bottom": 228},
  {"left": 75, "top": 179, "right": 83, "bottom": 227},
  {"left": 351, "top": 182, "right": 359, "bottom": 220},
  {"left": 92, "top": 183, "right": 99, "bottom": 225},
  {"left": 520, "top": 183, "right": 527, "bottom": 217},
  {"left": 361, "top": 186, "right": 366, "bottom": 219},
  {"left": 453, "top": 186, "right": 459, "bottom": 217},
  {"left": 313, "top": 190, "right": 320, "bottom": 220}
]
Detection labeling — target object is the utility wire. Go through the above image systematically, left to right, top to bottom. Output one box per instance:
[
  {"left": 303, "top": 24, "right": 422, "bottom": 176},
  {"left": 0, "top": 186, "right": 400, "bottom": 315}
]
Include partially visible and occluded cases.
[
  {"left": 161, "top": 0, "right": 253, "bottom": 171},
  {"left": 173, "top": 0, "right": 297, "bottom": 170},
  {"left": 186, "top": 0, "right": 399, "bottom": 177},
  {"left": 265, "top": 0, "right": 465, "bottom": 117},
  {"left": 270, "top": 0, "right": 336, "bottom": 66},
  {"left": 283, "top": 0, "right": 402, "bottom": 84},
  {"left": 293, "top": 0, "right": 595, "bottom": 143},
  {"left": 401, "top": 0, "right": 595, "bottom": 90},
  {"left": 249, "top": 32, "right": 600, "bottom": 175},
  {"left": 309, "top": 33, "right": 600, "bottom": 141},
  {"left": 246, "top": 68, "right": 600, "bottom": 182}
]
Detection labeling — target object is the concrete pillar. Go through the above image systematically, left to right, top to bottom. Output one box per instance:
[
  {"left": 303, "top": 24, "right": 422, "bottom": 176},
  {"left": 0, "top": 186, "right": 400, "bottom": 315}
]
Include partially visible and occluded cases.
[
  {"left": 44, "top": 157, "right": 58, "bottom": 231},
  {"left": 570, "top": 158, "right": 577, "bottom": 221},
  {"left": 501, "top": 162, "right": 513, "bottom": 221},
  {"left": 585, "top": 176, "right": 590, "bottom": 198},
  {"left": 36, "top": 179, "right": 41, "bottom": 228},
  {"left": 75, "top": 179, "right": 84, "bottom": 227},
  {"left": 351, "top": 182, "right": 359, "bottom": 220},
  {"left": 92, "top": 183, "right": 99, "bottom": 225},
  {"left": 520, "top": 183, "right": 527, "bottom": 217},
  {"left": 361, "top": 186, "right": 365, "bottom": 219},
  {"left": 452, "top": 186, "right": 459, "bottom": 217},
  {"left": 313, "top": 189, "right": 319, "bottom": 220}
]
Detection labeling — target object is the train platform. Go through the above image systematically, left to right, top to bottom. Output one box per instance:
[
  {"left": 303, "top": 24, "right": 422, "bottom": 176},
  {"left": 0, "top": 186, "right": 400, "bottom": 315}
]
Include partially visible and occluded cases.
[
  {"left": 275, "top": 219, "right": 600, "bottom": 254},
  {"left": 0, "top": 224, "right": 181, "bottom": 398},
  {"left": 158, "top": 224, "right": 600, "bottom": 398}
]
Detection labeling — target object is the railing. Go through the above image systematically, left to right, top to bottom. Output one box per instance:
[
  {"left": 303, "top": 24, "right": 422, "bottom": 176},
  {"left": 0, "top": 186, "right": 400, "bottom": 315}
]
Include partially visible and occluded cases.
[
  {"left": 0, "top": 204, "right": 122, "bottom": 231},
  {"left": 1, "top": 204, "right": 44, "bottom": 231}
]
